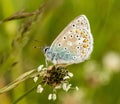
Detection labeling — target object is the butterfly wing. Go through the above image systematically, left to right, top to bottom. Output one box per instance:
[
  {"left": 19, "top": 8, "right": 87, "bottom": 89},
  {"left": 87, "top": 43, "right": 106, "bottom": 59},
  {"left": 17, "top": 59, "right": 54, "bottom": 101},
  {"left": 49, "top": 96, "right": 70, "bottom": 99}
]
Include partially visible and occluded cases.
[{"left": 49, "top": 15, "right": 93, "bottom": 65}]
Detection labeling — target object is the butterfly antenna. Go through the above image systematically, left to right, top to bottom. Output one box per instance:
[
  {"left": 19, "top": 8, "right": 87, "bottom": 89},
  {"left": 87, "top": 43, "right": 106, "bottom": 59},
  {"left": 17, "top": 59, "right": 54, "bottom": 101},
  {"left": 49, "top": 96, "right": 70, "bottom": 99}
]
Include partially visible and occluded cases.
[
  {"left": 33, "top": 39, "right": 48, "bottom": 50},
  {"left": 34, "top": 39, "right": 43, "bottom": 43},
  {"left": 33, "top": 46, "right": 42, "bottom": 49}
]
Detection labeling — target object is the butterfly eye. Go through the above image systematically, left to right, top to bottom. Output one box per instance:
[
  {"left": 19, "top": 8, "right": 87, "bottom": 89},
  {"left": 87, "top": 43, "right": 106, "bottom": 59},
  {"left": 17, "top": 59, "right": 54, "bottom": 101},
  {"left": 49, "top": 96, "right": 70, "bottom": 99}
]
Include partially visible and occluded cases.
[{"left": 43, "top": 47, "right": 50, "bottom": 53}]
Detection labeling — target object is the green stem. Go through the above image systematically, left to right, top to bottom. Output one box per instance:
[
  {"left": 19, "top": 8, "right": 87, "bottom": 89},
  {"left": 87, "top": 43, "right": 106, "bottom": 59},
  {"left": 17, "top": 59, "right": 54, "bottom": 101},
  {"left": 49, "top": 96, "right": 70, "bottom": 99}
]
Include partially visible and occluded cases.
[{"left": 12, "top": 84, "right": 39, "bottom": 104}]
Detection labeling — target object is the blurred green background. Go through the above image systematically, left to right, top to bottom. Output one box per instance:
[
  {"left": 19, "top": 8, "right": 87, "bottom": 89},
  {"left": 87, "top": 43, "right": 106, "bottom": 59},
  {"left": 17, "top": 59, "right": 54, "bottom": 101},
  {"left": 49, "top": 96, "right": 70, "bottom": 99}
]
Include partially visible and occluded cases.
[{"left": 0, "top": 0, "right": 120, "bottom": 104}]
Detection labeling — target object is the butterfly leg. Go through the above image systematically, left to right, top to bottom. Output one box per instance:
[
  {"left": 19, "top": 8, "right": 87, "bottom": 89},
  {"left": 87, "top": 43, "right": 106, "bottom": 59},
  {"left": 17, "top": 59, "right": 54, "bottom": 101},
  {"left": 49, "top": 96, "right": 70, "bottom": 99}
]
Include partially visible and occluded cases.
[{"left": 45, "top": 59, "right": 48, "bottom": 67}]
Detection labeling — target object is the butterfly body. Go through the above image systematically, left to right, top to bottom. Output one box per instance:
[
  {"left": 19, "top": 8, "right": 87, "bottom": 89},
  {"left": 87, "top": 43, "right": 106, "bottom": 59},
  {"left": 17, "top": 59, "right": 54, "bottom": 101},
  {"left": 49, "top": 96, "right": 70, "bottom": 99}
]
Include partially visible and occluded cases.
[{"left": 43, "top": 15, "right": 93, "bottom": 65}]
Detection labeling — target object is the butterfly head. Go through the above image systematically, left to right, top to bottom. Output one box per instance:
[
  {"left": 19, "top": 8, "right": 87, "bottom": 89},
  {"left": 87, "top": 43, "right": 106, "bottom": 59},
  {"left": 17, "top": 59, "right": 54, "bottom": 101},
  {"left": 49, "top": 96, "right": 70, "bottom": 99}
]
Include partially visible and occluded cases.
[{"left": 43, "top": 46, "right": 53, "bottom": 62}]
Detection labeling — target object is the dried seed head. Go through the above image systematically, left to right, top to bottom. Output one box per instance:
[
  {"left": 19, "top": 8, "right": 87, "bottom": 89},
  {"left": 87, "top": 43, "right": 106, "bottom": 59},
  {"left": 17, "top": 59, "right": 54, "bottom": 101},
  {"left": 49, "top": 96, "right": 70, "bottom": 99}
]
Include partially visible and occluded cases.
[{"left": 42, "top": 65, "right": 68, "bottom": 87}]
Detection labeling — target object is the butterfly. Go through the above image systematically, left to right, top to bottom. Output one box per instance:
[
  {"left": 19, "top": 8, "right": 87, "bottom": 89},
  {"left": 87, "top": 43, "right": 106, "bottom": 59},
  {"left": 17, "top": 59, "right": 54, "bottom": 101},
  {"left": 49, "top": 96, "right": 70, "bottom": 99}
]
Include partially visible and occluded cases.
[{"left": 43, "top": 15, "right": 93, "bottom": 66}]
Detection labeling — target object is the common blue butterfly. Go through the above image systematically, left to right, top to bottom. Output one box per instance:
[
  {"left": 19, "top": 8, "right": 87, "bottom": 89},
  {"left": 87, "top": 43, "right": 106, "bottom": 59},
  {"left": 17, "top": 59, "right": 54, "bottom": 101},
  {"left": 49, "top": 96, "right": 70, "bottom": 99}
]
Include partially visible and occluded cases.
[{"left": 43, "top": 15, "right": 93, "bottom": 65}]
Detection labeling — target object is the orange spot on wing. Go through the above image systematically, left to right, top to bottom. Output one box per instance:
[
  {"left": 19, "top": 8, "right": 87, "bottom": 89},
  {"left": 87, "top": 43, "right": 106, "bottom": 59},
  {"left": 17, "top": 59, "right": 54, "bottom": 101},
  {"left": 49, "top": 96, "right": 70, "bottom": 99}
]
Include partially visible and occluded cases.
[
  {"left": 76, "top": 29, "right": 81, "bottom": 33},
  {"left": 83, "top": 35, "right": 87, "bottom": 38},
  {"left": 83, "top": 39, "right": 88, "bottom": 42},
  {"left": 83, "top": 44, "right": 88, "bottom": 48},
  {"left": 81, "top": 50, "right": 85, "bottom": 55}
]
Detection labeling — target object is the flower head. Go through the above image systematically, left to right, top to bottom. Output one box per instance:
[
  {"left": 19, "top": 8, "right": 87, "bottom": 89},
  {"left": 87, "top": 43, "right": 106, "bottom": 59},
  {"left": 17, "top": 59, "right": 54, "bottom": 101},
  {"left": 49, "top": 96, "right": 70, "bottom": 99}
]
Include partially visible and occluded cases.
[
  {"left": 34, "top": 65, "right": 78, "bottom": 100},
  {"left": 37, "top": 65, "right": 44, "bottom": 72},
  {"left": 33, "top": 76, "right": 38, "bottom": 83},
  {"left": 62, "top": 83, "right": 72, "bottom": 92},
  {"left": 37, "top": 84, "right": 44, "bottom": 93},
  {"left": 48, "top": 93, "right": 57, "bottom": 100}
]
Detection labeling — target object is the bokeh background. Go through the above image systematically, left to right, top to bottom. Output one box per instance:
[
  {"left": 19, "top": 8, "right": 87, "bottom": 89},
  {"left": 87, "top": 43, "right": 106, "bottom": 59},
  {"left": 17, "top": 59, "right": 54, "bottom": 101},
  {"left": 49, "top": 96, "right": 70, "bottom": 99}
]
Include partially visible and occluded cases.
[{"left": 0, "top": 0, "right": 120, "bottom": 104}]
